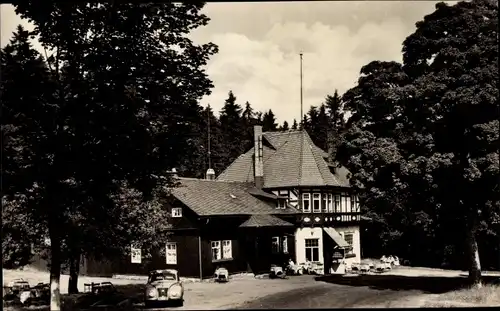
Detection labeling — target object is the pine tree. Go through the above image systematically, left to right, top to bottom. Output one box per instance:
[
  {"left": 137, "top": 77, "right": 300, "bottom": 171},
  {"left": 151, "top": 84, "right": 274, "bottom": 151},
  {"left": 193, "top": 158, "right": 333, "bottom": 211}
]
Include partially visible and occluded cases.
[
  {"left": 325, "top": 90, "right": 346, "bottom": 159},
  {"left": 219, "top": 91, "right": 245, "bottom": 166},
  {"left": 241, "top": 101, "right": 258, "bottom": 152},
  {"left": 314, "top": 104, "right": 330, "bottom": 151},
  {"left": 262, "top": 109, "right": 278, "bottom": 132},
  {"left": 291, "top": 119, "right": 298, "bottom": 130},
  {"left": 281, "top": 121, "right": 289, "bottom": 131}
]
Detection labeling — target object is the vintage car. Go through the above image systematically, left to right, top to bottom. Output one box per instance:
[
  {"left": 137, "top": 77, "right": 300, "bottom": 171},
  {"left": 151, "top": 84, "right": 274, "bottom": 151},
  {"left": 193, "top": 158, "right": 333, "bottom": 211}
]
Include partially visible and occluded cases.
[
  {"left": 214, "top": 267, "right": 229, "bottom": 283},
  {"left": 144, "top": 269, "right": 184, "bottom": 308}
]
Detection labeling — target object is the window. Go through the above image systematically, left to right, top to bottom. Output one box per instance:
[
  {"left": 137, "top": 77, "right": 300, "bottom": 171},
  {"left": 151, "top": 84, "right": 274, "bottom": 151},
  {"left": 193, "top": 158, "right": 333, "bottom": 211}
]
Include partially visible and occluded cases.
[
  {"left": 302, "top": 193, "right": 311, "bottom": 212},
  {"left": 312, "top": 193, "right": 321, "bottom": 213},
  {"left": 322, "top": 194, "right": 328, "bottom": 212},
  {"left": 328, "top": 194, "right": 333, "bottom": 212},
  {"left": 334, "top": 195, "right": 341, "bottom": 213},
  {"left": 341, "top": 195, "right": 349, "bottom": 213},
  {"left": 345, "top": 195, "right": 351, "bottom": 213},
  {"left": 350, "top": 195, "right": 358, "bottom": 212},
  {"left": 351, "top": 195, "right": 360, "bottom": 212},
  {"left": 277, "top": 199, "right": 287, "bottom": 209},
  {"left": 172, "top": 207, "right": 182, "bottom": 218},
  {"left": 344, "top": 233, "right": 354, "bottom": 254},
  {"left": 282, "top": 236, "right": 288, "bottom": 254},
  {"left": 272, "top": 237, "right": 280, "bottom": 253},
  {"left": 305, "top": 238, "right": 320, "bottom": 262},
  {"left": 211, "top": 240, "right": 232, "bottom": 261},
  {"left": 222, "top": 240, "right": 232, "bottom": 259},
  {"left": 211, "top": 241, "right": 221, "bottom": 261},
  {"left": 166, "top": 242, "right": 177, "bottom": 265},
  {"left": 131, "top": 245, "right": 142, "bottom": 264}
]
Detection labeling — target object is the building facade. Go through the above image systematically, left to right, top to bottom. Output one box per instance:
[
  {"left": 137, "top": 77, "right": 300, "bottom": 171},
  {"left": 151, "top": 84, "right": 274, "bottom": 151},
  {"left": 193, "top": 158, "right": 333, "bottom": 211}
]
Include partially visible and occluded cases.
[{"left": 81, "top": 126, "right": 361, "bottom": 278}]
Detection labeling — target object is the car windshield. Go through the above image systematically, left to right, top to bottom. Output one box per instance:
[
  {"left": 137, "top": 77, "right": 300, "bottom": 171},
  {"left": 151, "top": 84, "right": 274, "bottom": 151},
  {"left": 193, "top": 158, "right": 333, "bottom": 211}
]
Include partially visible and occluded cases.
[{"left": 150, "top": 272, "right": 176, "bottom": 282}]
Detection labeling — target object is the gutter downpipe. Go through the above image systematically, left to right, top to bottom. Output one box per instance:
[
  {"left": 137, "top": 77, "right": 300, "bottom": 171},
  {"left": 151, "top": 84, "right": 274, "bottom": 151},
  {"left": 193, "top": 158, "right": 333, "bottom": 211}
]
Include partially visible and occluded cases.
[{"left": 198, "top": 235, "right": 203, "bottom": 281}]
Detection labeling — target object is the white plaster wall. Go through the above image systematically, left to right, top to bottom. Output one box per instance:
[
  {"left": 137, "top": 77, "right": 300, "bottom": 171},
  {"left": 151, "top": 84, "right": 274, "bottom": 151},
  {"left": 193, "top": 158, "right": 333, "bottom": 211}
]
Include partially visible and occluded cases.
[
  {"left": 336, "top": 225, "right": 361, "bottom": 266},
  {"left": 294, "top": 227, "right": 324, "bottom": 266}
]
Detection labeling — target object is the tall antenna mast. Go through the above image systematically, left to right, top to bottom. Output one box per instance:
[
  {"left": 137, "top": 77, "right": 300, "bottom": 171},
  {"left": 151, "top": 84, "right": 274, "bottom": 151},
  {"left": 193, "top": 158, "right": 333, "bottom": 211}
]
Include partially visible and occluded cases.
[
  {"left": 300, "top": 52, "right": 303, "bottom": 129},
  {"left": 207, "top": 105, "right": 212, "bottom": 169}
]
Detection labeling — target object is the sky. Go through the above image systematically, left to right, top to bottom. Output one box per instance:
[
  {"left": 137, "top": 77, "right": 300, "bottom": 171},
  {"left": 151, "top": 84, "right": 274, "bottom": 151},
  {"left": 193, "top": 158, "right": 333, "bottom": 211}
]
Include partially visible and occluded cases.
[{"left": 0, "top": 1, "right": 458, "bottom": 124}]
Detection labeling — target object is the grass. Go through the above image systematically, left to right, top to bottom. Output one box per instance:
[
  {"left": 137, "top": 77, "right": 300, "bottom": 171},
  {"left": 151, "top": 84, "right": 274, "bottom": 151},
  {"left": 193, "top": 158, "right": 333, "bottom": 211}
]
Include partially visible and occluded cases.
[{"left": 424, "top": 284, "right": 500, "bottom": 307}]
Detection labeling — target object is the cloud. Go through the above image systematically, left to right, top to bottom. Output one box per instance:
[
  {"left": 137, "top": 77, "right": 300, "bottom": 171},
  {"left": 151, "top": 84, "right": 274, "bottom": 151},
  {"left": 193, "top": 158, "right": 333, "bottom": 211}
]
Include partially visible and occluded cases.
[
  {"left": 1, "top": 1, "right": 458, "bottom": 124},
  {"left": 194, "top": 17, "right": 410, "bottom": 124}
]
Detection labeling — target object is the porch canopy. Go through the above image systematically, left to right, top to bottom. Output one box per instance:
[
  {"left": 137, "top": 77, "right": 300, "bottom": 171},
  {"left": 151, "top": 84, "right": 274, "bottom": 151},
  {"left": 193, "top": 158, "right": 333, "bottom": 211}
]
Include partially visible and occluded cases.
[
  {"left": 240, "top": 214, "right": 294, "bottom": 228},
  {"left": 323, "top": 227, "right": 349, "bottom": 248}
]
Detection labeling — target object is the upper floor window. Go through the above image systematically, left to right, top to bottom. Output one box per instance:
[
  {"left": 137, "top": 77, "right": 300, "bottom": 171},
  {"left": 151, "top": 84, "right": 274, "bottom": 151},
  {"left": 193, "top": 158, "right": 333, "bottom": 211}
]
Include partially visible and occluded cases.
[
  {"left": 302, "top": 193, "right": 311, "bottom": 212},
  {"left": 312, "top": 193, "right": 321, "bottom": 213},
  {"left": 322, "top": 194, "right": 328, "bottom": 213},
  {"left": 328, "top": 194, "right": 333, "bottom": 212},
  {"left": 334, "top": 195, "right": 341, "bottom": 213},
  {"left": 342, "top": 195, "right": 350, "bottom": 213},
  {"left": 351, "top": 195, "right": 360, "bottom": 212},
  {"left": 276, "top": 199, "right": 287, "bottom": 209},
  {"left": 172, "top": 207, "right": 182, "bottom": 218}
]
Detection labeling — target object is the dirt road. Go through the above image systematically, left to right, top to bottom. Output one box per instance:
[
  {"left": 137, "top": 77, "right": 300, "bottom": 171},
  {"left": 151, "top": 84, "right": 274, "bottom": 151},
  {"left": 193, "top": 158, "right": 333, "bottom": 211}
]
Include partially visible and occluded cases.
[{"left": 233, "top": 280, "right": 426, "bottom": 309}]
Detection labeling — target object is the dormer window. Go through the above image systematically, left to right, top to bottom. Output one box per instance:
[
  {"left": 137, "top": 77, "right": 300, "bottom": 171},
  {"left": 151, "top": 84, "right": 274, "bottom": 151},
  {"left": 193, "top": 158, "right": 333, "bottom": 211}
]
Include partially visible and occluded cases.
[
  {"left": 276, "top": 199, "right": 287, "bottom": 209},
  {"left": 172, "top": 207, "right": 182, "bottom": 218}
]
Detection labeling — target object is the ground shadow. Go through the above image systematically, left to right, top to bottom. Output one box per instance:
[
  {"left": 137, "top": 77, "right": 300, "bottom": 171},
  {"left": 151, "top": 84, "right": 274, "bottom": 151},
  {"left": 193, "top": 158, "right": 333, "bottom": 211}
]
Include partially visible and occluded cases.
[{"left": 315, "top": 274, "right": 499, "bottom": 294}]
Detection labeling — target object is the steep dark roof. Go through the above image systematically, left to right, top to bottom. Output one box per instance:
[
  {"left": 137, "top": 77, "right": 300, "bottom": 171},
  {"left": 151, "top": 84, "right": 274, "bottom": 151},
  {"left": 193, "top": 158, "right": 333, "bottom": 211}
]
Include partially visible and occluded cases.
[
  {"left": 217, "top": 130, "right": 351, "bottom": 188},
  {"left": 170, "top": 178, "right": 298, "bottom": 216},
  {"left": 240, "top": 214, "right": 294, "bottom": 228}
]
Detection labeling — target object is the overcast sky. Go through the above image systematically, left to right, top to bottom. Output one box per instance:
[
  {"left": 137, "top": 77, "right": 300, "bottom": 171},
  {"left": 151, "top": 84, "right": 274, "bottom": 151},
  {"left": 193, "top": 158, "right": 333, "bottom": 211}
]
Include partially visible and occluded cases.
[{"left": 1, "top": 1, "right": 457, "bottom": 124}]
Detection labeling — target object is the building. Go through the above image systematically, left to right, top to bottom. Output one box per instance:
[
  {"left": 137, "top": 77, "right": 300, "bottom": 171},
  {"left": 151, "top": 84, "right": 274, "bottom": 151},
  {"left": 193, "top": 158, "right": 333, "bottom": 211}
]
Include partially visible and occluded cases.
[{"left": 83, "top": 126, "right": 361, "bottom": 278}]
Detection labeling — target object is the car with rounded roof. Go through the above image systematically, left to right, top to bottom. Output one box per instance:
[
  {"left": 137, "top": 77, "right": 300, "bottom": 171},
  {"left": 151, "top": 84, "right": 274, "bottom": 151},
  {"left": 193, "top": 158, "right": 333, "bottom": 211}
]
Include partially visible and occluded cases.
[{"left": 144, "top": 269, "right": 184, "bottom": 308}]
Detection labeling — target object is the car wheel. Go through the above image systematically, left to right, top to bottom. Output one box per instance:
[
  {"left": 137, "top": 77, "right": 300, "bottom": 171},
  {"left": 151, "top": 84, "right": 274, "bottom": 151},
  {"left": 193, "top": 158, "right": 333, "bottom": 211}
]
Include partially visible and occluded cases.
[{"left": 172, "top": 299, "right": 184, "bottom": 307}]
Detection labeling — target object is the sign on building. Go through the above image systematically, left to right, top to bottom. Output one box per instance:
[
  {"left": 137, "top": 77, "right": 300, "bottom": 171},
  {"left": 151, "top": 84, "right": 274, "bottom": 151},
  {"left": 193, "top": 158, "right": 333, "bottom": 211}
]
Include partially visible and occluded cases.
[{"left": 131, "top": 245, "right": 142, "bottom": 264}]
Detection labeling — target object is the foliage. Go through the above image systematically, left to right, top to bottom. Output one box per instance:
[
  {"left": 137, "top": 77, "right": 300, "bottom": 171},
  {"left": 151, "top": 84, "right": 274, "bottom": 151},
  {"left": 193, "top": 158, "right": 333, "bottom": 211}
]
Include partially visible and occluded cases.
[
  {"left": 336, "top": 0, "right": 499, "bottom": 282},
  {"left": 5, "top": 1, "right": 218, "bottom": 308},
  {"left": 262, "top": 109, "right": 278, "bottom": 132}
]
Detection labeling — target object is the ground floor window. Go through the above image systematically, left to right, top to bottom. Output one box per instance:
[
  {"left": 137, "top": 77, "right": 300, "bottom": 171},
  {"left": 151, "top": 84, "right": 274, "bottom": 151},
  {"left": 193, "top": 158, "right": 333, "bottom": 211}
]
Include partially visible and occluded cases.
[
  {"left": 343, "top": 232, "right": 354, "bottom": 254},
  {"left": 271, "top": 236, "right": 289, "bottom": 254},
  {"left": 282, "top": 236, "right": 288, "bottom": 254},
  {"left": 272, "top": 237, "right": 280, "bottom": 253},
  {"left": 305, "top": 238, "right": 320, "bottom": 262},
  {"left": 211, "top": 240, "right": 233, "bottom": 261},
  {"left": 166, "top": 242, "right": 177, "bottom": 265}
]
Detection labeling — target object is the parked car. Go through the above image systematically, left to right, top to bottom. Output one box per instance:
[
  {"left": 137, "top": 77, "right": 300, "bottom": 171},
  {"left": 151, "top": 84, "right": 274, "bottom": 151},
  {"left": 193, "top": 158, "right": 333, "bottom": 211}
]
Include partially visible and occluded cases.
[
  {"left": 214, "top": 267, "right": 229, "bottom": 283},
  {"left": 144, "top": 269, "right": 184, "bottom": 308}
]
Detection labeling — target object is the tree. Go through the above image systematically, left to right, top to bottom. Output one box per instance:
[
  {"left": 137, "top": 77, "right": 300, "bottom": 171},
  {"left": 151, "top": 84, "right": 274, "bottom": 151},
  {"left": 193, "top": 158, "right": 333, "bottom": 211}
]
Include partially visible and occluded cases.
[
  {"left": 337, "top": 0, "right": 499, "bottom": 286},
  {"left": 7, "top": 2, "right": 218, "bottom": 309},
  {"left": 324, "top": 90, "right": 346, "bottom": 159},
  {"left": 325, "top": 90, "right": 345, "bottom": 130},
  {"left": 219, "top": 91, "right": 245, "bottom": 167},
  {"left": 241, "top": 101, "right": 258, "bottom": 151},
  {"left": 262, "top": 109, "right": 278, "bottom": 132},
  {"left": 291, "top": 119, "right": 298, "bottom": 130},
  {"left": 281, "top": 121, "right": 290, "bottom": 131}
]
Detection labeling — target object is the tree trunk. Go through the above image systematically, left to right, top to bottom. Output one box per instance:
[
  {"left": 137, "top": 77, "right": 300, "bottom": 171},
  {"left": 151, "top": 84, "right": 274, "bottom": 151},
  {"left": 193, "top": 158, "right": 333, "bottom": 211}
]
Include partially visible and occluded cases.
[
  {"left": 466, "top": 228, "right": 482, "bottom": 287},
  {"left": 49, "top": 232, "right": 62, "bottom": 311},
  {"left": 68, "top": 249, "right": 81, "bottom": 294}
]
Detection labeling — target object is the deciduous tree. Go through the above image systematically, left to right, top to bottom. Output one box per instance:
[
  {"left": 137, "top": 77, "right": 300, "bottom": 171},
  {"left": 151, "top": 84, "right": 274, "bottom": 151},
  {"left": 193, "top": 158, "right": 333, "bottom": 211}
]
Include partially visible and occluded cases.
[
  {"left": 337, "top": 0, "right": 499, "bottom": 286},
  {"left": 6, "top": 2, "right": 218, "bottom": 309}
]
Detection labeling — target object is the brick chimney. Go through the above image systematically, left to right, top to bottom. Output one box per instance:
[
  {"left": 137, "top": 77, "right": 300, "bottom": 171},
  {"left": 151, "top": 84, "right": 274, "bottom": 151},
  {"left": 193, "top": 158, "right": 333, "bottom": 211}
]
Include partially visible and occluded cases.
[
  {"left": 254, "top": 125, "right": 264, "bottom": 189},
  {"left": 206, "top": 168, "right": 215, "bottom": 180}
]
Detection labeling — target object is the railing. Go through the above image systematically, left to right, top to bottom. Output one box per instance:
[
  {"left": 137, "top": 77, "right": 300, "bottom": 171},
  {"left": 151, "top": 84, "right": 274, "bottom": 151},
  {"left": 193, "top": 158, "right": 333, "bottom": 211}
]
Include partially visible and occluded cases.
[{"left": 299, "top": 212, "right": 361, "bottom": 224}]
